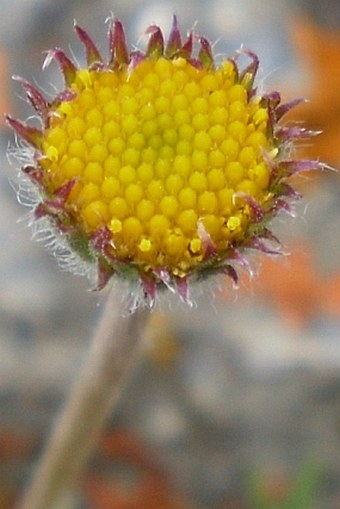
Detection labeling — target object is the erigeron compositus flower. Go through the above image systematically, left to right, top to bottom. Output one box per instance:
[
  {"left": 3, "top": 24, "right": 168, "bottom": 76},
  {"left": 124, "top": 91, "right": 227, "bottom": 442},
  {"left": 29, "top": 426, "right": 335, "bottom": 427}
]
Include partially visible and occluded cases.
[{"left": 6, "top": 16, "right": 322, "bottom": 308}]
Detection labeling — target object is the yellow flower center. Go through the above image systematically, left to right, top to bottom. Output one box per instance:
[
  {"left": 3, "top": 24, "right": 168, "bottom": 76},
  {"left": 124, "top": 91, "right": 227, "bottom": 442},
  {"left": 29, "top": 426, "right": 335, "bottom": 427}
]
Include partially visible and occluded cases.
[{"left": 40, "top": 56, "right": 272, "bottom": 275}]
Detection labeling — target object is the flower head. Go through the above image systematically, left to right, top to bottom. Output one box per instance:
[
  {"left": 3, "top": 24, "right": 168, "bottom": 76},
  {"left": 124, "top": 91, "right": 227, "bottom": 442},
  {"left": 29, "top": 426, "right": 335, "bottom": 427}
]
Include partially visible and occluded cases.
[{"left": 6, "top": 16, "right": 322, "bottom": 308}]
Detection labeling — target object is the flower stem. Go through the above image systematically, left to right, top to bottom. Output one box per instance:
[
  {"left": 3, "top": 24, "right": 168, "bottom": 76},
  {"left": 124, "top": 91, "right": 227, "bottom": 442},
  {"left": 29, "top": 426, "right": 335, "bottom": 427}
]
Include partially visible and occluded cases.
[{"left": 17, "top": 288, "right": 149, "bottom": 509}]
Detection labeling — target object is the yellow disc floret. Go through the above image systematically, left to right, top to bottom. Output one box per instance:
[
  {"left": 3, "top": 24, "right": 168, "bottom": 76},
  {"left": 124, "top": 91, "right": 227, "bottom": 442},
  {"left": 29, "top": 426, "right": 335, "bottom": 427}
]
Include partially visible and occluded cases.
[
  {"left": 6, "top": 18, "right": 322, "bottom": 305},
  {"left": 39, "top": 56, "right": 272, "bottom": 276}
]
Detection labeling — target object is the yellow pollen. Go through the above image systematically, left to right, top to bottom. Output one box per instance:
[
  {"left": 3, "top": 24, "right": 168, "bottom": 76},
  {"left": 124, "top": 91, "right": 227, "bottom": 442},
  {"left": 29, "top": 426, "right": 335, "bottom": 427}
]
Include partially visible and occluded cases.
[
  {"left": 39, "top": 56, "right": 273, "bottom": 275},
  {"left": 227, "top": 216, "right": 241, "bottom": 231},
  {"left": 110, "top": 218, "right": 122, "bottom": 233},
  {"left": 139, "top": 238, "right": 152, "bottom": 252},
  {"left": 189, "top": 238, "right": 202, "bottom": 253}
]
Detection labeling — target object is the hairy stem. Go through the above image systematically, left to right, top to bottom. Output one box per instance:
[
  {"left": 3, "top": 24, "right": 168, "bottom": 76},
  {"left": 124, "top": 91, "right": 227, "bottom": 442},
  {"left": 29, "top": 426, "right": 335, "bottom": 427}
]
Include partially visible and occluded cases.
[{"left": 17, "top": 288, "right": 149, "bottom": 509}]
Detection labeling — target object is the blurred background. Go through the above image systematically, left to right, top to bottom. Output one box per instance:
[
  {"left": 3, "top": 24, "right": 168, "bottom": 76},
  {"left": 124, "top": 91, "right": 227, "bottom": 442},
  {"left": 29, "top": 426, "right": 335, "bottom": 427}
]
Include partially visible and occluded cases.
[{"left": 1, "top": 0, "right": 340, "bottom": 508}]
